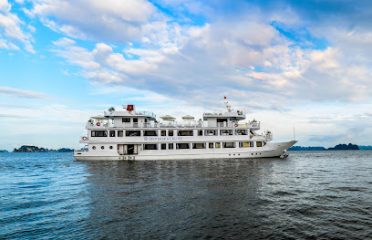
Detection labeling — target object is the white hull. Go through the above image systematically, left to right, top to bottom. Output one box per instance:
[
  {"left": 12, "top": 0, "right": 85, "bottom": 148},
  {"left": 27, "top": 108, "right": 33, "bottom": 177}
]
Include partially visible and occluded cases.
[{"left": 74, "top": 140, "right": 296, "bottom": 161}]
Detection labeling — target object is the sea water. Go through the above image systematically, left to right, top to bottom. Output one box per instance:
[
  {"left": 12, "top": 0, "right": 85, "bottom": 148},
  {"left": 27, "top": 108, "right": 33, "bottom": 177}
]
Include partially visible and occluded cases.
[{"left": 0, "top": 151, "right": 371, "bottom": 239}]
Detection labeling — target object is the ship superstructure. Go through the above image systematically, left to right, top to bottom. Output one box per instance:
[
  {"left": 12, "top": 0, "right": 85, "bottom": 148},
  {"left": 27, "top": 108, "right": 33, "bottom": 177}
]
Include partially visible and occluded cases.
[{"left": 74, "top": 98, "right": 296, "bottom": 160}]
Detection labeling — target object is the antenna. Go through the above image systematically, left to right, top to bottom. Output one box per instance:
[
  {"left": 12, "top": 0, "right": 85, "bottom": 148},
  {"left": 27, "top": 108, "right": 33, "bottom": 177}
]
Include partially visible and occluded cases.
[{"left": 224, "top": 96, "right": 232, "bottom": 112}]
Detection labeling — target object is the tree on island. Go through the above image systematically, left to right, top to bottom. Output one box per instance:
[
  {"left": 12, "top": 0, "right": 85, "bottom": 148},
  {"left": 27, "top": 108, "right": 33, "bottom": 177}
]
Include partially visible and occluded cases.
[
  {"left": 328, "top": 143, "right": 359, "bottom": 150},
  {"left": 13, "top": 145, "right": 74, "bottom": 152}
]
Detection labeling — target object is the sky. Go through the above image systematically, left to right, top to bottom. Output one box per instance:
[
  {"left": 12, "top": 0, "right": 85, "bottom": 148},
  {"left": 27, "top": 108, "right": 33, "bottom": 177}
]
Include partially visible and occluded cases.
[{"left": 1, "top": 0, "right": 372, "bottom": 150}]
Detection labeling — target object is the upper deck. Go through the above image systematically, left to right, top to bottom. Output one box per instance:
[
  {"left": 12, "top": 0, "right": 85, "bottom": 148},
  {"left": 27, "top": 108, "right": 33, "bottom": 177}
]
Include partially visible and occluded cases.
[{"left": 85, "top": 100, "right": 259, "bottom": 131}]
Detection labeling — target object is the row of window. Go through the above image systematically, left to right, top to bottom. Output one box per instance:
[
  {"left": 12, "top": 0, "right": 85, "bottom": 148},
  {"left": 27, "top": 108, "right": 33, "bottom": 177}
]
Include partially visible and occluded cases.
[
  {"left": 91, "top": 129, "right": 249, "bottom": 138},
  {"left": 90, "top": 141, "right": 265, "bottom": 151},
  {"left": 143, "top": 141, "right": 263, "bottom": 150},
  {"left": 92, "top": 145, "right": 114, "bottom": 150}
]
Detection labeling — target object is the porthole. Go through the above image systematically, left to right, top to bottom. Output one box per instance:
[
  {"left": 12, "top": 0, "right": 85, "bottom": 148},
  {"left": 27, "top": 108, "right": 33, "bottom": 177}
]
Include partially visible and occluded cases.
[
  {"left": 92, "top": 146, "right": 96, "bottom": 150},
  {"left": 101, "top": 146, "right": 104, "bottom": 150},
  {"left": 109, "top": 146, "right": 113, "bottom": 150}
]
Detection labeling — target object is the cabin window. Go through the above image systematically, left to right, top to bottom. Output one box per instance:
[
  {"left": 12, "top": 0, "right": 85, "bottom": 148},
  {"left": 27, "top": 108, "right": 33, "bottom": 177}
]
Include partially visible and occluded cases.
[
  {"left": 122, "top": 118, "right": 130, "bottom": 123},
  {"left": 133, "top": 118, "right": 138, "bottom": 127},
  {"left": 217, "top": 119, "right": 228, "bottom": 127},
  {"left": 236, "top": 129, "right": 248, "bottom": 135},
  {"left": 109, "top": 130, "right": 115, "bottom": 137},
  {"left": 118, "top": 130, "right": 123, "bottom": 137},
  {"left": 144, "top": 130, "right": 157, "bottom": 136},
  {"left": 161, "top": 130, "right": 166, "bottom": 136},
  {"left": 168, "top": 130, "right": 174, "bottom": 136},
  {"left": 178, "top": 130, "right": 193, "bottom": 136},
  {"left": 198, "top": 130, "right": 203, "bottom": 136},
  {"left": 205, "top": 130, "right": 217, "bottom": 136},
  {"left": 220, "top": 130, "right": 233, "bottom": 135},
  {"left": 91, "top": 131, "right": 107, "bottom": 137},
  {"left": 126, "top": 131, "right": 141, "bottom": 137},
  {"left": 239, "top": 141, "right": 250, "bottom": 148},
  {"left": 256, "top": 141, "right": 263, "bottom": 147},
  {"left": 215, "top": 142, "right": 221, "bottom": 148},
  {"left": 223, "top": 142, "right": 235, "bottom": 148},
  {"left": 250, "top": 142, "right": 254, "bottom": 147},
  {"left": 161, "top": 143, "right": 167, "bottom": 150},
  {"left": 168, "top": 143, "right": 174, "bottom": 150},
  {"left": 176, "top": 143, "right": 190, "bottom": 149},
  {"left": 193, "top": 143, "right": 206, "bottom": 149},
  {"left": 209, "top": 143, "right": 214, "bottom": 149},
  {"left": 144, "top": 144, "right": 157, "bottom": 150},
  {"left": 92, "top": 146, "right": 96, "bottom": 150},
  {"left": 101, "top": 146, "right": 104, "bottom": 150},
  {"left": 109, "top": 146, "right": 113, "bottom": 150}
]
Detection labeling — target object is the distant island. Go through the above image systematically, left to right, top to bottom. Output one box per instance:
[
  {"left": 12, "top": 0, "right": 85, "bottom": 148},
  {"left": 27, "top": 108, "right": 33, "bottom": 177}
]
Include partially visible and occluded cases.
[
  {"left": 289, "top": 143, "right": 362, "bottom": 151},
  {"left": 13, "top": 145, "right": 74, "bottom": 153},
  {"left": 0, "top": 149, "right": 8, "bottom": 153}
]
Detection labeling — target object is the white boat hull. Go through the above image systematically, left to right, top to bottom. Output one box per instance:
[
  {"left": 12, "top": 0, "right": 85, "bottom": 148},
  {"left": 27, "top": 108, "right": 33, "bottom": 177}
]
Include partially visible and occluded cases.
[{"left": 74, "top": 140, "right": 296, "bottom": 161}]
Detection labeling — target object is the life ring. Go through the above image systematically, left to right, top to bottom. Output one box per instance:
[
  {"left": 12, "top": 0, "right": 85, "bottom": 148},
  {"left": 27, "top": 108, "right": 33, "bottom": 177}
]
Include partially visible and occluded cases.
[{"left": 96, "top": 122, "right": 100, "bottom": 126}]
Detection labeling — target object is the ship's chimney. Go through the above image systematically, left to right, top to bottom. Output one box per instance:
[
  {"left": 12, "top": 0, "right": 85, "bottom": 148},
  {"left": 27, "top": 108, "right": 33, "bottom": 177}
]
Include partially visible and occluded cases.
[{"left": 126, "top": 104, "right": 134, "bottom": 112}]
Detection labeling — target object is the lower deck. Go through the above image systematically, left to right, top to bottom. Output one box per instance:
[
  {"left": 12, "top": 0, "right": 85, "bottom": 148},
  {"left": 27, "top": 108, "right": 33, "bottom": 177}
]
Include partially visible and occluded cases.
[{"left": 74, "top": 140, "right": 296, "bottom": 161}]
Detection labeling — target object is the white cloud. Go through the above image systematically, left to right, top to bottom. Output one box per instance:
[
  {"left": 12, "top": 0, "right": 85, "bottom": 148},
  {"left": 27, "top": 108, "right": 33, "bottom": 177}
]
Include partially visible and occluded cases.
[
  {"left": 0, "top": 0, "right": 34, "bottom": 52},
  {"left": 30, "top": 0, "right": 159, "bottom": 42},
  {"left": 0, "top": 86, "right": 48, "bottom": 99}
]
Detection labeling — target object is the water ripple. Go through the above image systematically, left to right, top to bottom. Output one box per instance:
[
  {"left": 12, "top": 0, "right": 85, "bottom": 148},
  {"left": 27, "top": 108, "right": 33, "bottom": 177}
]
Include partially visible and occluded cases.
[{"left": 0, "top": 151, "right": 371, "bottom": 239}]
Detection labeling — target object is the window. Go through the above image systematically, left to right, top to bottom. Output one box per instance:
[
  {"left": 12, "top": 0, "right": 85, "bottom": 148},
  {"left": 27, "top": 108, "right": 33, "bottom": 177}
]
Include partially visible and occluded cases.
[
  {"left": 122, "top": 118, "right": 130, "bottom": 123},
  {"left": 133, "top": 118, "right": 138, "bottom": 127},
  {"left": 217, "top": 119, "right": 227, "bottom": 127},
  {"left": 236, "top": 129, "right": 248, "bottom": 135},
  {"left": 109, "top": 130, "right": 115, "bottom": 137},
  {"left": 118, "top": 130, "right": 123, "bottom": 137},
  {"left": 144, "top": 130, "right": 157, "bottom": 136},
  {"left": 161, "top": 130, "right": 166, "bottom": 136},
  {"left": 168, "top": 130, "right": 174, "bottom": 136},
  {"left": 178, "top": 130, "right": 193, "bottom": 136},
  {"left": 198, "top": 130, "right": 203, "bottom": 136},
  {"left": 205, "top": 130, "right": 217, "bottom": 136},
  {"left": 220, "top": 130, "right": 233, "bottom": 135},
  {"left": 91, "top": 131, "right": 107, "bottom": 137},
  {"left": 126, "top": 131, "right": 141, "bottom": 137},
  {"left": 239, "top": 141, "right": 250, "bottom": 148},
  {"left": 256, "top": 141, "right": 263, "bottom": 147},
  {"left": 215, "top": 142, "right": 221, "bottom": 148},
  {"left": 223, "top": 142, "right": 235, "bottom": 148},
  {"left": 250, "top": 142, "right": 254, "bottom": 147},
  {"left": 168, "top": 143, "right": 174, "bottom": 150},
  {"left": 176, "top": 143, "right": 190, "bottom": 149},
  {"left": 192, "top": 143, "right": 206, "bottom": 149},
  {"left": 209, "top": 143, "right": 214, "bottom": 149},
  {"left": 144, "top": 144, "right": 157, "bottom": 150},
  {"left": 161, "top": 144, "right": 167, "bottom": 150},
  {"left": 92, "top": 146, "right": 96, "bottom": 150},
  {"left": 101, "top": 146, "right": 104, "bottom": 150},
  {"left": 109, "top": 146, "right": 113, "bottom": 150}
]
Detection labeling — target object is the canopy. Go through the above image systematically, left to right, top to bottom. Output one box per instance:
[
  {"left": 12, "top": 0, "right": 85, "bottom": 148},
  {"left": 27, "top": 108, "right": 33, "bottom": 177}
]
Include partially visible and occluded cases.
[
  {"left": 91, "top": 115, "right": 106, "bottom": 119},
  {"left": 160, "top": 115, "right": 176, "bottom": 121},
  {"left": 182, "top": 115, "right": 195, "bottom": 120}
]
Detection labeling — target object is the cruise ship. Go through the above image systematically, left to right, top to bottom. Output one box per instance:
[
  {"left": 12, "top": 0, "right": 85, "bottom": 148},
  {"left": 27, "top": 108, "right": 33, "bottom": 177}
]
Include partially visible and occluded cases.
[{"left": 74, "top": 98, "right": 296, "bottom": 160}]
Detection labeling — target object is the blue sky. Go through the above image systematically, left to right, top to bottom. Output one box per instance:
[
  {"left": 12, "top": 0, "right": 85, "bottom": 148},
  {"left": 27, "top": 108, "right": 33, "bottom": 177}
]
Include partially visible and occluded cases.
[{"left": 2, "top": 0, "right": 372, "bottom": 150}]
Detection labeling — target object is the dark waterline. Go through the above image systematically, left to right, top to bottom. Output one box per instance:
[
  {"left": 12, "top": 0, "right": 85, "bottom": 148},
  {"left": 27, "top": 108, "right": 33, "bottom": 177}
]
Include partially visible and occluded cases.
[{"left": 0, "top": 152, "right": 371, "bottom": 239}]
